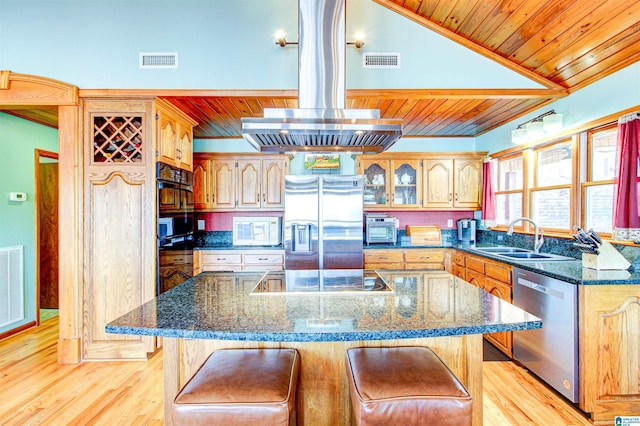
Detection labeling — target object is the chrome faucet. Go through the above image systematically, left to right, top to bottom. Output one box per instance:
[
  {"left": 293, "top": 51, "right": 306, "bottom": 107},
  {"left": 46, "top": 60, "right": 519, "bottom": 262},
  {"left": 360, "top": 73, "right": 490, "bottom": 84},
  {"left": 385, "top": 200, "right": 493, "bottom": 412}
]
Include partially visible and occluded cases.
[{"left": 506, "top": 217, "right": 545, "bottom": 253}]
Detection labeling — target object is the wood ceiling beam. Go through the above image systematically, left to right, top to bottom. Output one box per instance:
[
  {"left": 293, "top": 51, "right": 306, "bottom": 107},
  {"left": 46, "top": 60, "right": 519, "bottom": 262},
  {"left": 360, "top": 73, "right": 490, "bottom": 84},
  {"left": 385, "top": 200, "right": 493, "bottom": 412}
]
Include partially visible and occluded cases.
[{"left": 370, "top": 0, "right": 568, "bottom": 92}]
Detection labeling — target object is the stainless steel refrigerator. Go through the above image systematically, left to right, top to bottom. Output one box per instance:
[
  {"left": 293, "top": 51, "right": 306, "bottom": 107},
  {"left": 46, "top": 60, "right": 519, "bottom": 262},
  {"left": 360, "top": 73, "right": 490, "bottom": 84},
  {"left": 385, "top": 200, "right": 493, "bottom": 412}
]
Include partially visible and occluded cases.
[{"left": 284, "top": 175, "right": 363, "bottom": 270}]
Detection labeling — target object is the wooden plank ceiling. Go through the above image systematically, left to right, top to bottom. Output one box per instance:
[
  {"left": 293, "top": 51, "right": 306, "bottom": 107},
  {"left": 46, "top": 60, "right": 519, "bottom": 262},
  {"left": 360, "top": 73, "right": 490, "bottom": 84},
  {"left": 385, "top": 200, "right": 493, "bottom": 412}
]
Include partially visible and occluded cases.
[{"left": 4, "top": 0, "right": 639, "bottom": 139}]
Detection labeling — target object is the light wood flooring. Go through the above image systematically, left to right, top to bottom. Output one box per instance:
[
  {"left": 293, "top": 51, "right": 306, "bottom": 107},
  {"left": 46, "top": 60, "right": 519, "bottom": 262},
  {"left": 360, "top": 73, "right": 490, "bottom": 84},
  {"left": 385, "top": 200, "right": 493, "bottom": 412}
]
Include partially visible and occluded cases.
[{"left": 0, "top": 317, "right": 592, "bottom": 425}]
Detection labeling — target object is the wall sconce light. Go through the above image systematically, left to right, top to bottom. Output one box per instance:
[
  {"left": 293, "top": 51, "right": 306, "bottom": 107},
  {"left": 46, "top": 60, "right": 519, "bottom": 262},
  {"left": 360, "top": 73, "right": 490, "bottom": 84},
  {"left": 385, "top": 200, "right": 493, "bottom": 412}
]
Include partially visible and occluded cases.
[
  {"left": 275, "top": 30, "right": 298, "bottom": 47},
  {"left": 276, "top": 30, "right": 364, "bottom": 48},
  {"left": 347, "top": 32, "right": 365, "bottom": 49},
  {"left": 511, "top": 110, "right": 563, "bottom": 144}
]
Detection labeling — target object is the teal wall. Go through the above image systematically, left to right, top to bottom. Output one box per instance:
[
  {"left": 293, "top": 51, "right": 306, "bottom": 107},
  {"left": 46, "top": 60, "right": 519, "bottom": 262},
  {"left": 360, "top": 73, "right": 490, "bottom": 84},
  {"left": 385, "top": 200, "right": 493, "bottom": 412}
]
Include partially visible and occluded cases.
[
  {"left": 0, "top": 0, "right": 538, "bottom": 90},
  {"left": 476, "top": 61, "right": 640, "bottom": 153},
  {"left": 0, "top": 113, "right": 58, "bottom": 333}
]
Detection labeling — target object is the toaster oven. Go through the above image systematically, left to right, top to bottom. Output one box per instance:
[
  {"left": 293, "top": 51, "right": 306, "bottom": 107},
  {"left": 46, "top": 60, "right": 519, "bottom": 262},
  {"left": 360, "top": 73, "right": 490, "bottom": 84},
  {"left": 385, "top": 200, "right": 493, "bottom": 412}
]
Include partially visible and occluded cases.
[{"left": 365, "top": 215, "right": 397, "bottom": 244}]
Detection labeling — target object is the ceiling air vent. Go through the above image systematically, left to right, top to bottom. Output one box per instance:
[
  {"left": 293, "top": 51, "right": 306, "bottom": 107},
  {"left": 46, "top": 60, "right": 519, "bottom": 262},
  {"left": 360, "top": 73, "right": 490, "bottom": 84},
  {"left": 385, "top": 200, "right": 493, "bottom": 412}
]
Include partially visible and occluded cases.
[
  {"left": 139, "top": 52, "right": 178, "bottom": 69},
  {"left": 363, "top": 53, "right": 400, "bottom": 69}
]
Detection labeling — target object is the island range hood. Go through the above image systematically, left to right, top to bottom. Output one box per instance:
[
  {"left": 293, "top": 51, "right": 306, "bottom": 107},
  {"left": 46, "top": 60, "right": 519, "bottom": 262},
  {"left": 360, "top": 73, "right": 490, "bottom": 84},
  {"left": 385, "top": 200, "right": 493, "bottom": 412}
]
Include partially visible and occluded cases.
[{"left": 241, "top": 0, "right": 402, "bottom": 154}]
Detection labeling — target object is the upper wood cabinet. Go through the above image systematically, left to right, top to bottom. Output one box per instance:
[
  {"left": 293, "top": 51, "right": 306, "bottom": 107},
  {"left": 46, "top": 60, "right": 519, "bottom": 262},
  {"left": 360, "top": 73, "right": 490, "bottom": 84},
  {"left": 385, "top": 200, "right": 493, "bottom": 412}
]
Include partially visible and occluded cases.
[
  {"left": 155, "top": 99, "right": 197, "bottom": 171},
  {"left": 357, "top": 152, "right": 485, "bottom": 211},
  {"left": 193, "top": 154, "right": 288, "bottom": 211},
  {"left": 424, "top": 157, "right": 483, "bottom": 210},
  {"left": 359, "top": 158, "right": 422, "bottom": 209}
]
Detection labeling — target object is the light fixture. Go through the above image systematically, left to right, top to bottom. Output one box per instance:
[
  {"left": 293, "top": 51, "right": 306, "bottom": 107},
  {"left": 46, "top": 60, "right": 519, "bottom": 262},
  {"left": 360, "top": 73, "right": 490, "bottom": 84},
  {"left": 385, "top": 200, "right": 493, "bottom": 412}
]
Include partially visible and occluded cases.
[
  {"left": 275, "top": 30, "right": 298, "bottom": 47},
  {"left": 347, "top": 32, "right": 365, "bottom": 49},
  {"left": 511, "top": 110, "right": 563, "bottom": 144}
]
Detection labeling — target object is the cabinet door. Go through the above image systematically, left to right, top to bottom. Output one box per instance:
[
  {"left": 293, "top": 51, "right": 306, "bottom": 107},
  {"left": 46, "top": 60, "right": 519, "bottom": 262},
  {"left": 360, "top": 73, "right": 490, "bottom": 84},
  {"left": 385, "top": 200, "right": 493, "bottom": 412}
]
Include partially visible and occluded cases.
[
  {"left": 157, "top": 110, "right": 178, "bottom": 166},
  {"left": 176, "top": 123, "right": 193, "bottom": 171},
  {"left": 262, "top": 158, "right": 286, "bottom": 209},
  {"left": 193, "top": 159, "right": 210, "bottom": 210},
  {"left": 211, "top": 159, "right": 236, "bottom": 210},
  {"left": 237, "top": 159, "right": 261, "bottom": 209},
  {"left": 360, "top": 159, "right": 390, "bottom": 208},
  {"left": 391, "top": 159, "right": 421, "bottom": 208},
  {"left": 423, "top": 159, "right": 454, "bottom": 209},
  {"left": 454, "top": 159, "right": 482, "bottom": 209},
  {"left": 159, "top": 187, "right": 180, "bottom": 212},
  {"left": 464, "top": 269, "right": 485, "bottom": 289},
  {"left": 483, "top": 277, "right": 513, "bottom": 357}
]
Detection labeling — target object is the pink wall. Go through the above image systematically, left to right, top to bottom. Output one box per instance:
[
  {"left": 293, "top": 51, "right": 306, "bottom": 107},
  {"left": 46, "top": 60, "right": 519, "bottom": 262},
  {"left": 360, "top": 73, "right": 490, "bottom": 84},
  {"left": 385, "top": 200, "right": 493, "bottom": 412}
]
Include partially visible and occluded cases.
[
  {"left": 196, "top": 210, "right": 473, "bottom": 231},
  {"left": 196, "top": 212, "right": 284, "bottom": 231}
]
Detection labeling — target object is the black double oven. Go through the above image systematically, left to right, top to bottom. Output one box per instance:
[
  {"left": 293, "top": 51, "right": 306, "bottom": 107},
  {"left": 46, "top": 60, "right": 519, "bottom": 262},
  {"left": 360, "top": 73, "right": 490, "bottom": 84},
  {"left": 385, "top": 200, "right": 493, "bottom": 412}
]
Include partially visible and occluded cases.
[{"left": 157, "top": 162, "right": 195, "bottom": 294}]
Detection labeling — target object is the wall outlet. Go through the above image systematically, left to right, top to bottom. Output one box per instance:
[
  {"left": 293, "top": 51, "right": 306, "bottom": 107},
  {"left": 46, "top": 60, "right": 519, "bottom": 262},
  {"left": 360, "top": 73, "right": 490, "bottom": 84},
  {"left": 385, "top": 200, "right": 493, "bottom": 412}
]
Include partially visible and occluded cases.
[
  {"left": 9, "top": 192, "right": 27, "bottom": 202},
  {"left": 197, "top": 219, "right": 206, "bottom": 230},
  {"left": 447, "top": 219, "right": 453, "bottom": 228}
]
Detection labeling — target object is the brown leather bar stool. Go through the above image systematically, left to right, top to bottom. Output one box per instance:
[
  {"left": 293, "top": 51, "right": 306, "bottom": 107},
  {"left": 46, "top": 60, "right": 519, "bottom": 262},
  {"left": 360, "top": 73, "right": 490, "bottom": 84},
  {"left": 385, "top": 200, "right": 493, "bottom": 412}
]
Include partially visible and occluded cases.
[
  {"left": 346, "top": 346, "right": 472, "bottom": 426},
  {"left": 172, "top": 348, "right": 300, "bottom": 426}
]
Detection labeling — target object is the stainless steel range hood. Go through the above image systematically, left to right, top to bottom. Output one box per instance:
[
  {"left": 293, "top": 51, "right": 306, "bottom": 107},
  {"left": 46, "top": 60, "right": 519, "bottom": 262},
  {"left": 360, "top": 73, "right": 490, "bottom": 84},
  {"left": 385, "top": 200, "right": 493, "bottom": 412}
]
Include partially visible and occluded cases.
[{"left": 241, "top": 0, "right": 402, "bottom": 154}]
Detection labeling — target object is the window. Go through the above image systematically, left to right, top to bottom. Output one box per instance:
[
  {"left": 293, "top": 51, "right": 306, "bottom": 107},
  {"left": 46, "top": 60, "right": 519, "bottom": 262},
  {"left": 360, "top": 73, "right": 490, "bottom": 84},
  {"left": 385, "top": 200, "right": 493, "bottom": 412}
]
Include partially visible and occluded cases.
[
  {"left": 583, "top": 126, "right": 617, "bottom": 235},
  {"left": 530, "top": 140, "right": 574, "bottom": 231},
  {"left": 495, "top": 155, "right": 523, "bottom": 226}
]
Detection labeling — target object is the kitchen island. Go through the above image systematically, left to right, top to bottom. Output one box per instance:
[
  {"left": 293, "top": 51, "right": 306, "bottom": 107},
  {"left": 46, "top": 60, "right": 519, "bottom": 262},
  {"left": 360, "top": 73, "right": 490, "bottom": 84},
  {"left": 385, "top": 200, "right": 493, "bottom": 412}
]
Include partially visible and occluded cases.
[{"left": 107, "top": 269, "right": 541, "bottom": 426}]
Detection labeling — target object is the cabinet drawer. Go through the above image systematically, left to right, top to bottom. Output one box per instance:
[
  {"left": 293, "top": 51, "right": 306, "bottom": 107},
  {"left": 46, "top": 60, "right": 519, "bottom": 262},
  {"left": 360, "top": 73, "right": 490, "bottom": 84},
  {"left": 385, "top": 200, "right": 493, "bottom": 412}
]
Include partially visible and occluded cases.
[
  {"left": 364, "top": 250, "right": 404, "bottom": 263},
  {"left": 452, "top": 250, "right": 465, "bottom": 266},
  {"left": 405, "top": 251, "right": 445, "bottom": 264},
  {"left": 160, "top": 252, "right": 193, "bottom": 266},
  {"left": 201, "top": 253, "right": 242, "bottom": 265},
  {"left": 243, "top": 253, "right": 284, "bottom": 265},
  {"left": 465, "top": 255, "right": 485, "bottom": 274},
  {"left": 485, "top": 261, "right": 511, "bottom": 284},
  {"left": 365, "top": 262, "right": 404, "bottom": 270}
]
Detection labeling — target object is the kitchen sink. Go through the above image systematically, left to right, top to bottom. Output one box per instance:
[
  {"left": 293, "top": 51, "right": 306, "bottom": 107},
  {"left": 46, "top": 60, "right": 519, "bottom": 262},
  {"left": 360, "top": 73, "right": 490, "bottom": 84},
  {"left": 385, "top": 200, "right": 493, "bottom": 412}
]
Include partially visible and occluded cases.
[
  {"left": 469, "top": 246, "right": 575, "bottom": 262},
  {"left": 472, "top": 247, "right": 529, "bottom": 253}
]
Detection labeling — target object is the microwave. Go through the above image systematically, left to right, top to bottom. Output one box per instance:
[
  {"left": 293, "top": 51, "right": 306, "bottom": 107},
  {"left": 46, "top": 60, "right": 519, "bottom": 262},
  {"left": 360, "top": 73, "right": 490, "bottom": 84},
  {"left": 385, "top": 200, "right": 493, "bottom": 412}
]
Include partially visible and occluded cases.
[
  {"left": 365, "top": 215, "right": 397, "bottom": 244},
  {"left": 233, "top": 216, "right": 282, "bottom": 246}
]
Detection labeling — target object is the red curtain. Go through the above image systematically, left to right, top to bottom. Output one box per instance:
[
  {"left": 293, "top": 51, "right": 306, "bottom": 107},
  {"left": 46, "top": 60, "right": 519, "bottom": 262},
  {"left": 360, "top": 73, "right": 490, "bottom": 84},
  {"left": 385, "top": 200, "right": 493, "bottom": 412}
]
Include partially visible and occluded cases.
[
  {"left": 612, "top": 112, "right": 640, "bottom": 241},
  {"left": 482, "top": 160, "right": 496, "bottom": 228}
]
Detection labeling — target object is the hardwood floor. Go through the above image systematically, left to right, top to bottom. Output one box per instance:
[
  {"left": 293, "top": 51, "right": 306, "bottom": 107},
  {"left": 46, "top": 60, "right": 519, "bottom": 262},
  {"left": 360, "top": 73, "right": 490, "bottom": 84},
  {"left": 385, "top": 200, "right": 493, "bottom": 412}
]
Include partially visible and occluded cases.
[{"left": 0, "top": 317, "right": 592, "bottom": 425}]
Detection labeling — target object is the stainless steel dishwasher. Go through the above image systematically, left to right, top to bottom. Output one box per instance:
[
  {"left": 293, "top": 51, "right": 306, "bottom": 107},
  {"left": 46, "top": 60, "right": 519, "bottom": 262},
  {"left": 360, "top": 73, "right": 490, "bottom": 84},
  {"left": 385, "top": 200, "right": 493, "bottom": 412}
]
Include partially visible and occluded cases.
[{"left": 512, "top": 267, "right": 579, "bottom": 402}]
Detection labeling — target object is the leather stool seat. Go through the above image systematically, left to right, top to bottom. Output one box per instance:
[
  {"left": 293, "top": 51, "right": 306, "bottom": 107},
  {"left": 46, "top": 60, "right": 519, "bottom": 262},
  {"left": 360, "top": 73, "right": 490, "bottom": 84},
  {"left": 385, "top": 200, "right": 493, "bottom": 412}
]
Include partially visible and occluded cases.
[
  {"left": 346, "top": 346, "right": 472, "bottom": 426},
  {"left": 172, "top": 348, "right": 300, "bottom": 426}
]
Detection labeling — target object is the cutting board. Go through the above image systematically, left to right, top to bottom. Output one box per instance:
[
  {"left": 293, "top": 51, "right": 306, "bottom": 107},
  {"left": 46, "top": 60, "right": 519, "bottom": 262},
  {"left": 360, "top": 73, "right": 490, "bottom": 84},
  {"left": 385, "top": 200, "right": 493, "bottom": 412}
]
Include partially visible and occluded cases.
[{"left": 406, "top": 225, "right": 441, "bottom": 246}]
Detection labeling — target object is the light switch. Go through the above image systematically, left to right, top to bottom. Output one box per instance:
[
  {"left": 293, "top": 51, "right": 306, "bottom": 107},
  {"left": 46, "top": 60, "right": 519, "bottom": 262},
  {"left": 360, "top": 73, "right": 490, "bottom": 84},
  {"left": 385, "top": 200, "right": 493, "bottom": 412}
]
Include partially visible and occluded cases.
[{"left": 447, "top": 219, "right": 453, "bottom": 228}]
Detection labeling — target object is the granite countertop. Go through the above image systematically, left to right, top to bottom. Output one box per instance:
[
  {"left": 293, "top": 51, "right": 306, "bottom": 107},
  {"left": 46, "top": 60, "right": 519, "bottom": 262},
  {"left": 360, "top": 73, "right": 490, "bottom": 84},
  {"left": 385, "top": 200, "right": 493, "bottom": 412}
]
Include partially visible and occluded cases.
[
  {"left": 365, "top": 242, "right": 640, "bottom": 285},
  {"left": 193, "top": 245, "right": 285, "bottom": 251},
  {"left": 106, "top": 270, "right": 541, "bottom": 342}
]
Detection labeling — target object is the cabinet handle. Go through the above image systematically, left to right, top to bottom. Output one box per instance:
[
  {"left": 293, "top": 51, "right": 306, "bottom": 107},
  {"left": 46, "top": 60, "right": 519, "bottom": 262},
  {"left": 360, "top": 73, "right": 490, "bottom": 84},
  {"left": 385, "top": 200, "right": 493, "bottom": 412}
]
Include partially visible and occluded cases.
[
  {"left": 263, "top": 193, "right": 265, "bottom": 202},
  {"left": 449, "top": 193, "right": 452, "bottom": 201},
  {"left": 455, "top": 193, "right": 458, "bottom": 201},
  {"left": 216, "top": 257, "right": 227, "bottom": 261},
  {"left": 258, "top": 257, "right": 268, "bottom": 261}
]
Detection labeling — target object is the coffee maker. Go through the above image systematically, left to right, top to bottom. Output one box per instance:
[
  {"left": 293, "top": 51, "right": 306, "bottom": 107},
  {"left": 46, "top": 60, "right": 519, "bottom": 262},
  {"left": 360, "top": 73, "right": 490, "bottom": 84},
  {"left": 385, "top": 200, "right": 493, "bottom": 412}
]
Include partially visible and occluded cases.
[{"left": 457, "top": 219, "right": 477, "bottom": 244}]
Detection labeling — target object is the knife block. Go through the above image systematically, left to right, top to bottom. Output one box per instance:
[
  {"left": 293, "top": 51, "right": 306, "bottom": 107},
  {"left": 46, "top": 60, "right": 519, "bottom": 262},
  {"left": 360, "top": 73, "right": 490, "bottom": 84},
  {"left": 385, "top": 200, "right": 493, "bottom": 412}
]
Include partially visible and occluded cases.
[{"left": 582, "top": 241, "right": 630, "bottom": 270}]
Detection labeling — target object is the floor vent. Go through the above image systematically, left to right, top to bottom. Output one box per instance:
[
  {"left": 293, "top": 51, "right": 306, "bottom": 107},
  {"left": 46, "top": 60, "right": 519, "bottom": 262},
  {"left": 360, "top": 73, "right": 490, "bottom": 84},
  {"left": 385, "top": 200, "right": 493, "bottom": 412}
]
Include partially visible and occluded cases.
[
  {"left": 139, "top": 52, "right": 178, "bottom": 69},
  {"left": 363, "top": 53, "right": 401, "bottom": 69},
  {"left": 0, "top": 246, "right": 24, "bottom": 328}
]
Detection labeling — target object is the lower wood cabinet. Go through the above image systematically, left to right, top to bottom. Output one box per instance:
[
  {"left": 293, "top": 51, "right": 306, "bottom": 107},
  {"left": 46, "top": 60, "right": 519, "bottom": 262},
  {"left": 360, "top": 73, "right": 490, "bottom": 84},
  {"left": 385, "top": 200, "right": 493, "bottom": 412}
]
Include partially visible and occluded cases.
[
  {"left": 364, "top": 248, "right": 449, "bottom": 270},
  {"left": 195, "top": 249, "right": 284, "bottom": 274},
  {"left": 159, "top": 250, "right": 193, "bottom": 294},
  {"left": 455, "top": 250, "right": 513, "bottom": 357}
]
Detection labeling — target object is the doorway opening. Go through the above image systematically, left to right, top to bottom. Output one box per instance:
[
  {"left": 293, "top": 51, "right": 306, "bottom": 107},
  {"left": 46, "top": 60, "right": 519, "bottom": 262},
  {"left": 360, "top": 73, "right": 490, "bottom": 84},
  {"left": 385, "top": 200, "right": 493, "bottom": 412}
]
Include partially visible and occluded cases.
[{"left": 35, "top": 149, "right": 59, "bottom": 325}]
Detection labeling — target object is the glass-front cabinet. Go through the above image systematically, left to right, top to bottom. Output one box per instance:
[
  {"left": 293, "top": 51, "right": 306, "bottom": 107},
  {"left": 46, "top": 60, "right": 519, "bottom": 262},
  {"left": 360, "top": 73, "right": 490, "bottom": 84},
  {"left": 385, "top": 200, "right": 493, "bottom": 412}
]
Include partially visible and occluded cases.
[
  {"left": 360, "top": 159, "right": 421, "bottom": 209},
  {"left": 361, "top": 160, "right": 389, "bottom": 207},
  {"left": 391, "top": 160, "right": 420, "bottom": 208}
]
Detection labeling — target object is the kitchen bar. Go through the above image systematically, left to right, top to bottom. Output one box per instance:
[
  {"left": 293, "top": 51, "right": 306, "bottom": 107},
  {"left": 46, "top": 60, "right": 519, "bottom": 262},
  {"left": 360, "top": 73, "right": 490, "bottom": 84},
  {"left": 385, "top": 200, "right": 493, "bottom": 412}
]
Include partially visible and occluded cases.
[{"left": 106, "top": 269, "right": 541, "bottom": 425}]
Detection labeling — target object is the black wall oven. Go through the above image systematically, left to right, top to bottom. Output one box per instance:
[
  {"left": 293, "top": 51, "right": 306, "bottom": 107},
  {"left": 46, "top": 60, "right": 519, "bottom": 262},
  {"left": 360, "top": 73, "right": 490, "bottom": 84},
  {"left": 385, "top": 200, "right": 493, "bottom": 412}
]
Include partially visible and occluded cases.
[{"left": 157, "top": 162, "right": 194, "bottom": 294}]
